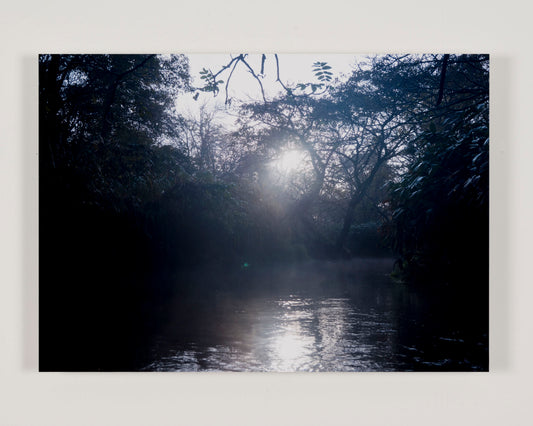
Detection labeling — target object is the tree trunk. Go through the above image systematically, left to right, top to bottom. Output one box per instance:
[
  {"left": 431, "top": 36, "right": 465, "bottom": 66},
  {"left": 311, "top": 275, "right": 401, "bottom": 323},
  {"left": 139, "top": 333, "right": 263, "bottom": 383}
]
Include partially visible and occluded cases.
[
  {"left": 335, "top": 158, "right": 386, "bottom": 254},
  {"left": 335, "top": 190, "right": 366, "bottom": 255}
]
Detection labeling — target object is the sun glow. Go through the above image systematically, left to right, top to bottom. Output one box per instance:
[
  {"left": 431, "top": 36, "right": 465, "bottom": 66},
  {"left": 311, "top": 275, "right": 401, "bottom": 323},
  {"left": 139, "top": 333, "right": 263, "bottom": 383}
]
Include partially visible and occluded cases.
[{"left": 274, "top": 150, "right": 307, "bottom": 173}]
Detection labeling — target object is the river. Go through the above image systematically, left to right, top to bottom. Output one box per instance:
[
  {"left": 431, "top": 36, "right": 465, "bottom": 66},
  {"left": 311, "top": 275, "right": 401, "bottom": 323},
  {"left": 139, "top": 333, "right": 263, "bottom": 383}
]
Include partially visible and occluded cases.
[{"left": 141, "top": 258, "right": 487, "bottom": 372}]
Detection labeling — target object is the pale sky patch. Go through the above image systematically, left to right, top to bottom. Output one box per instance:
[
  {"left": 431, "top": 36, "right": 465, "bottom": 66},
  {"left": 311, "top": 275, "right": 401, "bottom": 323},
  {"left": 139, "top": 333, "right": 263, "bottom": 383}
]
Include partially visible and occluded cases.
[{"left": 175, "top": 53, "right": 362, "bottom": 120}]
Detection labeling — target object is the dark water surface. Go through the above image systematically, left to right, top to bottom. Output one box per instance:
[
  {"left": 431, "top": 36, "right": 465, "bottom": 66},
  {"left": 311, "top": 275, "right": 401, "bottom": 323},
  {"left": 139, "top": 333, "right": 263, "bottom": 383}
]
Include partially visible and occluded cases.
[{"left": 142, "top": 259, "right": 487, "bottom": 372}]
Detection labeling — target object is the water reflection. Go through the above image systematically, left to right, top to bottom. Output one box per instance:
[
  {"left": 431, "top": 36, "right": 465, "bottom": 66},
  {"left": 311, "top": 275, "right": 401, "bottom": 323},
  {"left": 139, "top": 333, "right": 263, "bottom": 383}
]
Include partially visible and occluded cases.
[
  {"left": 142, "top": 259, "right": 487, "bottom": 371},
  {"left": 144, "top": 294, "right": 398, "bottom": 371}
]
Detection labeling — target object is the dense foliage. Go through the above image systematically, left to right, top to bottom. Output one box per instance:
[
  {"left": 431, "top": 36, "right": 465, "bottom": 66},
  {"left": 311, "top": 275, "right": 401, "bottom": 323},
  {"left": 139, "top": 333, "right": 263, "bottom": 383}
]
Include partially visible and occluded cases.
[{"left": 384, "top": 55, "right": 489, "bottom": 287}]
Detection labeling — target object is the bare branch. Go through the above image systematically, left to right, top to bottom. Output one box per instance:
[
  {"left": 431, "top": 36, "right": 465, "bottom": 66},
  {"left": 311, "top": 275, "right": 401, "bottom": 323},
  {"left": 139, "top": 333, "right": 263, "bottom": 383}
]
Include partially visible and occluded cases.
[
  {"left": 260, "top": 54, "right": 266, "bottom": 75},
  {"left": 275, "top": 54, "right": 292, "bottom": 94},
  {"left": 212, "top": 55, "right": 242, "bottom": 79},
  {"left": 240, "top": 56, "right": 266, "bottom": 102},
  {"left": 224, "top": 59, "right": 240, "bottom": 105}
]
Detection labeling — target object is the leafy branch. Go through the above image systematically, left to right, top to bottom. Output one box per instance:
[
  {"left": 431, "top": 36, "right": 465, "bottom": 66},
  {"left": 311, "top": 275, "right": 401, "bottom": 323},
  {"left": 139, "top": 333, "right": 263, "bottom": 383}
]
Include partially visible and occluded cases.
[
  {"left": 194, "top": 54, "right": 334, "bottom": 104},
  {"left": 194, "top": 54, "right": 266, "bottom": 104},
  {"left": 291, "top": 61, "right": 333, "bottom": 95},
  {"left": 198, "top": 68, "right": 225, "bottom": 96}
]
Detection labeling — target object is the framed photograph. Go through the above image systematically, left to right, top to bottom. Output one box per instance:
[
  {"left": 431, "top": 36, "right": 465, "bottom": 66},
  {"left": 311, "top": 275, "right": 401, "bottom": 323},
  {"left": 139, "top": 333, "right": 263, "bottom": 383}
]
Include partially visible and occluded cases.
[{"left": 39, "top": 53, "right": 489, "bottom": 372}]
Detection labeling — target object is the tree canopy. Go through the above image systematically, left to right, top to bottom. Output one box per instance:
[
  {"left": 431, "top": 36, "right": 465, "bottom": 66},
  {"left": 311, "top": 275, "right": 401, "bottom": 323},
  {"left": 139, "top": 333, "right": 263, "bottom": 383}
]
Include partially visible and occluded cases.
[{"left": 40, "top": 52, "right": 488, "bottom": 270}]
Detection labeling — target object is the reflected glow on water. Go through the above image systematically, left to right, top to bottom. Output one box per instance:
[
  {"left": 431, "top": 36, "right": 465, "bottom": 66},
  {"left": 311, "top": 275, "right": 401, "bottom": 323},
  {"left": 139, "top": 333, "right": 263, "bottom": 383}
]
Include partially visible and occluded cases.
[
  {"left": 141, "top": 260, "right": 487, "bottom": 371},
  {"left": 144, "top": 294, "right": 399, "bottom": 372},
  {"left": 268, "top": 297, "right": 315, "bottom": 371},
  {"left": 271, "top": 323, "right": 312, "bottom": 371}
]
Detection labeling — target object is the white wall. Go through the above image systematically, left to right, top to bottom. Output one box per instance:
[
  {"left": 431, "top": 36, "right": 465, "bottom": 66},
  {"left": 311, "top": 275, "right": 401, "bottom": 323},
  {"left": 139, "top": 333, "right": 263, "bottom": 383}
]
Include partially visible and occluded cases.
[{"left": 1, "top": 1, "right": 531, "bottom": 424}]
